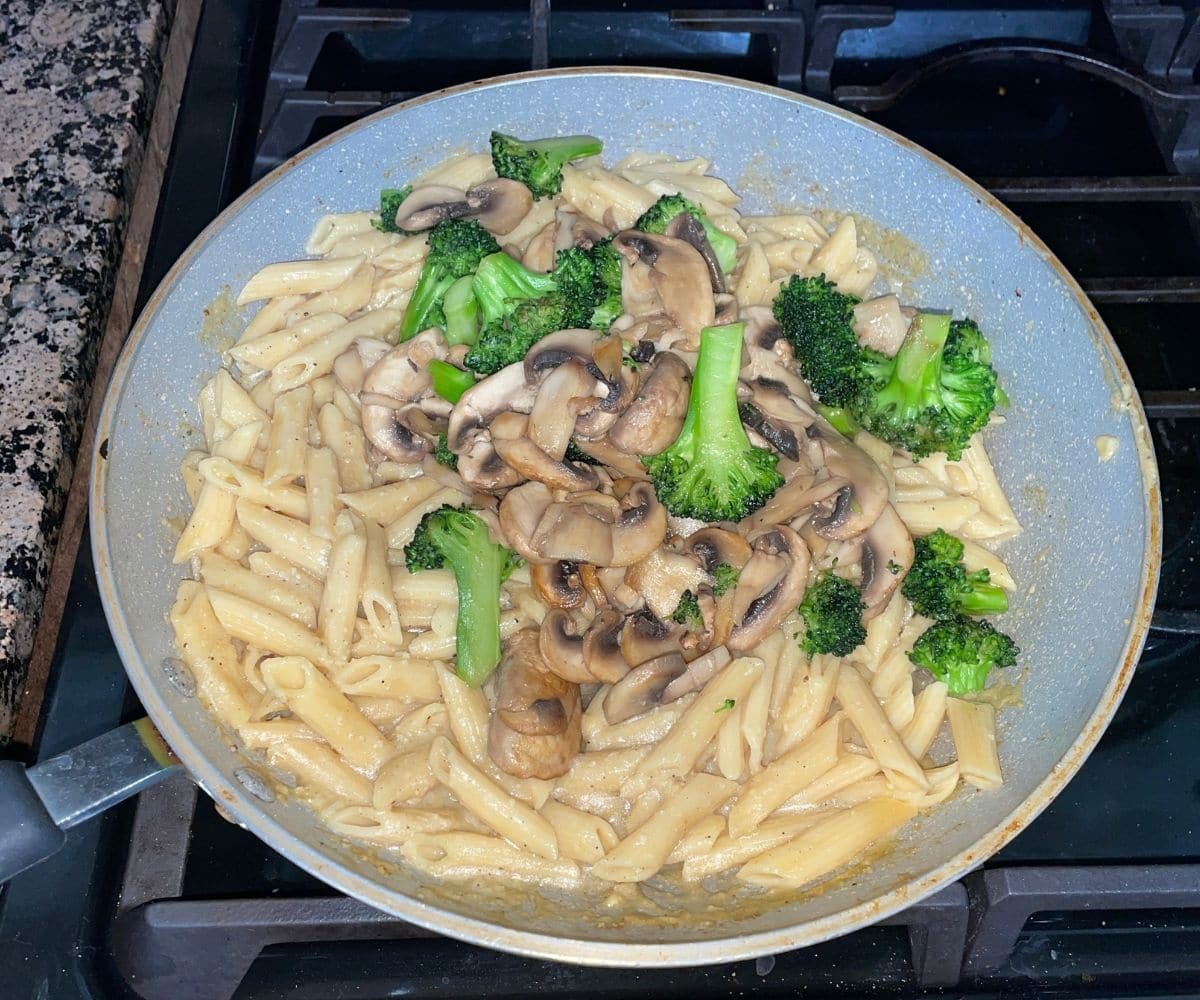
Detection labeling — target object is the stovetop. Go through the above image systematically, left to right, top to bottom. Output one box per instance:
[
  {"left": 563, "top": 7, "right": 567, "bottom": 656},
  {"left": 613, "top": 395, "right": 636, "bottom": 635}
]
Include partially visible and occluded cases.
[{"left": 5, "top": 1, "right": 1200, "bottom": 998}]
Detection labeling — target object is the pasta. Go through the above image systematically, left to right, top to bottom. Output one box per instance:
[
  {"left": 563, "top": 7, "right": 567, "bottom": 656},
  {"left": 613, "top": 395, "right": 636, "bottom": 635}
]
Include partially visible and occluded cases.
[{"left": 169, "top": 132, "right": 1022, "bottom": 907}]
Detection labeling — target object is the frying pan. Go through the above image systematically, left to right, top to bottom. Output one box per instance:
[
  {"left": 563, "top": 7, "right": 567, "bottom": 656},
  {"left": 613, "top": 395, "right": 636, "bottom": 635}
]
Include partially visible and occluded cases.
[{"left": 0, "top": 68, "right": 1159, "bottom": 966}]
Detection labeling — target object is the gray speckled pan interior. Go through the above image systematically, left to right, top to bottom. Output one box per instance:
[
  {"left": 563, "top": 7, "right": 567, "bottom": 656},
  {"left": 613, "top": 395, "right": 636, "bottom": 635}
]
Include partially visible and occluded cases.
[{"left": 90, "top": 69, "right": 1158, "bottom": 965}]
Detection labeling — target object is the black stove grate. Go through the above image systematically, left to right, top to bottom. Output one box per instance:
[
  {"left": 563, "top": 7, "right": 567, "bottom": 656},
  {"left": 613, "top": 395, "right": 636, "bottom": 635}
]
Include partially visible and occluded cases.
[{"left": 7, "top": 2, "right": 1200, "bottom": 998}]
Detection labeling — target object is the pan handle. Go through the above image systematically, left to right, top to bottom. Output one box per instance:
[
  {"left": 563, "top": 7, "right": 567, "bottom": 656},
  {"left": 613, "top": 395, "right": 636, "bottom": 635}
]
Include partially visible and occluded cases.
[{"left": 0, "top": 718, "right": 180, "bottom": 884}]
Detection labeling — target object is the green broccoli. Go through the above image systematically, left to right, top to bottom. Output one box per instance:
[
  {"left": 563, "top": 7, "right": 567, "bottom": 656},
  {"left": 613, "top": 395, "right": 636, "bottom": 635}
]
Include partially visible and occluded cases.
[
  {"left": 490, "top": 131, "right": 603, "bottom": 198},
  {"left": 371, "top": 185, "right": 414, "bottom": 233},
  {"left": 634, "top": 193, "right": 738, "bottom": 273},
  {"left": 399, "top": 220, "right": 500, "bottom": 341},
  {"left": 588, "top": 237, "right": 623, "bottom": 330},
  {"left": 464, "top": 248, "right": 598, "bottom": 374},
  {"left": 442, "top": 274, "right": 480, "bottom": 346},
  {"left": 773, "top": 275, "right": 880, "bottom": 406},
  {"left": 854, "top": 312, "right": 1003, "bottom": 460},
  {"left": 642, "top": 321, "right": 784, "bottom": 521},
  {"left": 428, "top": 359, "right": 476, "bottom": 404},
  {"left": 816, "top": 403, "right": 861, "bottom": 437},
  {"left": 434, "top": 433, "right": 458, "bottom": 470},
  {"left": 403, "top": 505, "right": 522, "bottom": 686},
  {"left": 902, "top": 528, "right": 1008, "bottom": 619},
  {"left": 712, "top": 563, "right": 739, "bottom": 597},
  {"left": 797, "top": 571, "right": 867, "bottom": 657},
  {"left": 671, "top": 591, "right": 702, "bottom": 627},
  {"left": 908, "top": 615, "right": 1018, "bottom": 696}
]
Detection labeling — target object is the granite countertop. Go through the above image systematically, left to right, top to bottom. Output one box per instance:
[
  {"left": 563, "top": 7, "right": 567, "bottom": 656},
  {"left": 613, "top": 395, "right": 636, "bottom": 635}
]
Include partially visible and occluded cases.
[{"left": 0, "top": 0, "right": 169, "bottom": 737}]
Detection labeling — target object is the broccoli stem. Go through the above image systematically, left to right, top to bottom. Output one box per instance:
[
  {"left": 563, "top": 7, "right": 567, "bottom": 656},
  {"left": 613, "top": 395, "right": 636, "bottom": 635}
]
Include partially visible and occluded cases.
[
  {"left": 472, "top": 252, "right": 559, "bottom": 325},
  {"left": 399, "top": 265, "right": 452, "bottom": 341},
  {"left": 442, "top": 275, "right": 480, "bottom": 346},
  {"left": 874, "top": 312, "right": 951, "bottom": 409},
  {"left": 686, "top": 321, "right": 748, "bottom": 456},
  {"left": 428, "top": 360, "right": 475, "bottom": 404},
  {"left": 817, "top": 404, "right": 861, "bottom": 437},
  {"left": 450, "top": 544, "right": 506, "bottom": 686},
  {"left": 959, "top": 583, "right": 1010, "bottom": 616}
]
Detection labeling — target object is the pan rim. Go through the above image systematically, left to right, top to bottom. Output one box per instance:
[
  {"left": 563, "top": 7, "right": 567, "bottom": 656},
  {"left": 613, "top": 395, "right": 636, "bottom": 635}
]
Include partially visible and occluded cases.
[{"left": 89, "top": 65, "right": 1161, "bottom": 966}]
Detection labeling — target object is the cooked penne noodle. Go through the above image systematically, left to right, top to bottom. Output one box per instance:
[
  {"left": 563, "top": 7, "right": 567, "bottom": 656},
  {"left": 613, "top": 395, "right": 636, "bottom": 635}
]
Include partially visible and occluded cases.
[
  {"left": 237, "top": 254, "right": 365, "bottom": 305},
  {"left": 239, "top": 293, "right": 304, "bottom": 343},
  {"left": 270, "top": 307, "right": 404, "bottom": 393},
  {"left": 229, "top": 312, "right": 346, "bottom": 372},
  {"left": 263, "top": 385, "right": 312, "bottom": 487},
  {"left": 317, "top": 403, "right": 373, "bottom": 493},
  {"left": 174, "top": 421, "right": 262, "bottom": 563},
  {"left": 199, "top": 456, "right": 309, "bottom": 518},
  {"left": 341, "top": 478, "right": 447, "bottom": 526},
  {"left": 236, "top": 499, "right": 331, "bottom": 577},
  {"left": 360, "top": 518, "right": 403, "bottom": 643},
  {"left": 318, "top": 526, "right": 367, "bottom": 663},
  {"left": 246, "top": 551, "right": 324, "bottom": 605},
  {"left": 199, "top": 552, "right": 317, "bottom": 629},
  {"left": 169, "top": 581, "right": 254, "bottom": 727},
  {"left": 208, "top": 588, "right": 330, "bottom": 668},
  {"left": 772, "top": 655, "right": 840, "bottom": 758},
  {"left": 836, "top": 667, "right": 929, "bottom": 793},
  {"left": 946, "top": 697, "right": 1003, "bottom": 790},
  {"left": 255, "top": 736, "right": 373, "bottom": 804},
  {"left": 373, "top": 748, "right": 438, "bottom": 807},
  {"left": 593, "top": 773, "right": 736, "bottom": 883},
  {"left": 540, "top": 800, "right": 619, "bottom": 864},
  {"left": 323, "top": 803, "right": 461, "bottom": 846},
  {"left": 683, "top": 813, "right": 828, "bottom": 882},
  {"left": 666, "top": 814, "right": 727, "bottom": 865},
  {"left": 400, "top": 832, "right": 582, "bottom": 889}
]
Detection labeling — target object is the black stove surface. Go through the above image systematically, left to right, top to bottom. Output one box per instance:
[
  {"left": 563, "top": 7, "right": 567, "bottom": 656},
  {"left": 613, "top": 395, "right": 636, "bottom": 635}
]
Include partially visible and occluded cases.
[{"left": 5, "top": 2, "right": 1200, "bottom": 998}]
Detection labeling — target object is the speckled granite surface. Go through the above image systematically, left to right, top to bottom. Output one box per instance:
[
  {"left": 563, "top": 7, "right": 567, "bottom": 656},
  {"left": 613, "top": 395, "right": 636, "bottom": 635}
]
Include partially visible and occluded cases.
[{"left": 0, "top": 0, "right": 168, "bottom": 736}]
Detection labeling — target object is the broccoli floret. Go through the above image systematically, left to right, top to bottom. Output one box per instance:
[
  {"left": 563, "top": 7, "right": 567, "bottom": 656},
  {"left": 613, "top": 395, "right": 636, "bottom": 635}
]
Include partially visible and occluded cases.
[
  {"left": 490, "top": 131, "right": 603, "bottom": 198},
  {"left": 371, "top": 185, "right": 414, "bottom": 233},
  {"left": 634, "top": 193, "right": 738, "bottom": 273},
  {"left": 399, "top": 220, "right": 500, "bottom": 341},
  {"left": 588, "top": 237, "right": 623, "bottom": 330},
  {"left": 465, "top": 248, "right": 598, "bottom": 374},
  {"left": 442, "top": 274, "right": 480, "bottom": 346},
  {"left": 773, "top": 275, "right": 882, "bottom": 406},
  {"left": 854, "top": 312, "right": 1003, "bottom": 460},
  {"left": 642, "top": 322, "right": 784, "bottom": 521},
  {"left": 428, "top": 359, "right": 476, "bottom": 404},
  {"left": 434, "top": 433, "right": 458, "bottom": 470},
  {"left": 403, "top": 505, "right": 522, "bottom": 686},
  {"left": 902, "top": 528, "right": 1009, "bottom": 619},
  {"left": 712, "top": 563, "right": 739, "bottom": 597},
  {"left": 797, "top": 571, "right": 867, "bottom": 657},
  {"left": 671, "top": 590, "right": 702, "bottom": 626},
  {"left": 908, "top": 615, "right": 1018, "bottom": 696}
]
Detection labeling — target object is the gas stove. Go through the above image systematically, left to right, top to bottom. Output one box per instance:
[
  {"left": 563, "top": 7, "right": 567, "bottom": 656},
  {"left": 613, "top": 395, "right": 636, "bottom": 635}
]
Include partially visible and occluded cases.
[{"left": 5, "top": 2, "right": 1200, "bottom": 997}]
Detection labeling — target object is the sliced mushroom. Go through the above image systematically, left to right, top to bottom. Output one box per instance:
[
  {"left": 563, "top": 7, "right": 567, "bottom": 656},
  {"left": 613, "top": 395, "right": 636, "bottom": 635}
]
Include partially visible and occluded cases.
[
  {"left": 465, "top": 179, "right": 533, "bottom": 236},
  {"left": 390, "top": 185, "right": 471, "bottom": 232},
  {"left": 556, "top": 209, "right": 610, "bottom": 252},
  {"left": 665, "top": 211, "right": 724, "bottom": 293},
  {"left": 522, "top": 221, "right": 557, "bottom": 272},
  {"left": 613, "top": 231, "right": 715, "bottom": 340},
  {"left": 713, "top": 292, "right": 739, "bottom": 325},
  {"left": 852, "top": 294, "right": 912, "bottom": 357},
  {"left": 741, "top": 306, "right": 785, "bottom": 352},
  {"left": 524, "top": 328, "right": 601, "bottom": 380},
  {"left": 359, "top": 330, "right": 448, "bottom": 461},
  {"left": 333, "top": 336, "right": 391, "bottom": 397},
  {"left": 607, "top": 351, "right": 691, "bottom": 456},
  {"left": 527, "top": 359, "right": 602, "bottom": 458},
  {"left": 446, "top": 361, "right": 538, "bottom": 452},
  {"left": 491, "top": 411, "right": 600, "bottom": 491},
  {"left": 808, "top": 420, "right": 890, "bottom": 539},
  {"left": 456, "top": 433, "right": 523, "bottom": 493},
  {"left": 563, "top": 436, "right": 647, "bottom": 479},
  {"left": 610, "top": 480, "right": 668, "bottom": 567},
  {"left": 498, "top": 481, "right": 554, "bottom": 563},
  {"left": 531, "top": 501, "right": 616, "bottom": 566},
  {"left": 859, "top": 504, "right": 914, "bottom": 619},
  {"left": 683, "top": 526, "right": 753, "bottom": 574},
  {"left": 727, "top": 526, "right": 811, "bottom": 652},
  {"left": 623, "top": 546, "right": 708, "bottom": 622},
  {"left": 531, "top": 561, "right": 585, "bottom": 610},
  {"left": 595, "top": 566, "right": 643, "bottom": 614},
  {"left": 539, "top": 609, "right": 628, "bottom": 684},
  {"left": 620, "top": 610, "right": 685, "bottom": 667},
  {"left": 488, "top": 629, "right": 581, "bottom": 779},
  {"left": 660, "top": 644, "right": 733, "bottom": 703},
  {"left": 603, "top": 652, "right": 688, "bottom": 725}
]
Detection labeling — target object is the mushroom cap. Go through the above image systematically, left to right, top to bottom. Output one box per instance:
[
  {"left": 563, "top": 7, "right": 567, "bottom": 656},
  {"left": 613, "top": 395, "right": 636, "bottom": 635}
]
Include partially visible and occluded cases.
[
  {"left": 465, "top": 178, "right": 533, "bottom": 236},
  {"left": 613, "top": 230, "right": 715, "bottom": 340},
  {"left": 741, "top": 305, "right": 786, "bottom": 352},
  {"left": 607, "top": 351, "right": 691, "bottom": 456},
  {"left": 446, "top": 361, "right": 537, "bottom": 452},
  {"left": 360, "top": 403, "right": 429, "bottom": 463},
  {"left": 491, "top": 411, "right": 601, "bottom": 492},
  {"left": 808, "top": 421, "right": 889, "bottom": 539},
  {"left": 498, "top": 480, "right": 555, "bottom": 563},
  {"left": 610, "top": 480, "right": 668, "bottom": 567},
  {"left": 859, "top": 503, "right": 914, "bottom": 619},
  {"left": 727, "top": 525, "right": 812, "bottom": 652},
  {"left": 683, "top": 526, "right": 753, "bottom": 573},
  {"left": 530, "top": 561, "right": 585, "bottom": 610},
  {"left": 539, "top": 608, "right": 627, "bottom": 685},
  {"left": 620, "top": 609, "right": 685, "bottom": 667},
  {"left": 488, "top": 629, "right": 582, "bottom": 779},
  {"left": 603, "top": 652, "right": 688, "bottom": 725}
]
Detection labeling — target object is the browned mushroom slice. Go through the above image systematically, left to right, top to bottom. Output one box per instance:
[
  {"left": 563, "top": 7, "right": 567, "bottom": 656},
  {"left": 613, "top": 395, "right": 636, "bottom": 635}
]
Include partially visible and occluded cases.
[
  {"left": 465, "top": 179, "right": 533, "bottom": 236},
  {"left": 555, "top": 209, "right": 610, "bottom": 252},
  {"left": 665, "top": 211, "right": 725, "bottom": 293},
  {"left": 613, "top": 231, "right": 715, "bottom": 339},
  {"left": 713, "top": 292, "right": 739, "bottom": 325},
  {"left": 358, "top": 330, "right": 449, "bottom": 461},
  {"left": 333, "top": 336, "right": 390, "bottom": 397},
  {"left": 607, "top": 351, "right": 691, "bottom": 456},
  {"left": 527, "top": 359, "right": 602, "bottom": 458},
  {"left": 446, "top": 361, "right": 538, "bottom": 454},
  {"left": 360, "top": 404, "right": 429, "bottom": 463},
  {"left": 491, "top": 412, "right": 600, "bottom": 492},
  {"left": 808, "top": 421, "right": 889, "bottom": 539},
  {"left": 455, "top": 432, "right": 523, "bottom": 493},
  {"left": 564, "top": 437, "right": 647, "bottom": 479},
  {"left": 745, "top": 471, "right": 834, "bottom": 530},
  {"left": 497, "top": 480, "right": 554, "bottom": 563},
  {"left": 610, "top": 481, "right": 668, "bottom": 567},
  {"left": 531, "top": 502, "right": 616, "bottom": 566},
  {"left": 859, "top": 504, "right": 914, "bottom": 619},
  {"left": 683, "top": 526, "right": 753, "bottom": 575},
  {"left": 727, "top": 526, "right": 811, "bottom": 652},
  {"left": 623, "top": 545, "right": 708, "bottom": 622},
  {"left": 530, "top": 561, "right": 585, "bottom": 610},
  {"left": 539, "top": 608, "right": 628, "bottom": 684},
  {"left": 620, "top": 610, "right": 685, "bottom": 667},
  {"left": 487, "top": 630, "right": 582, "bottom": 779},
  {"left": 661, "top": 644, "right": 732, "bottom": 703},
  {"left": 603, "top": 652, "right": 688, "bottom": 725}
]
